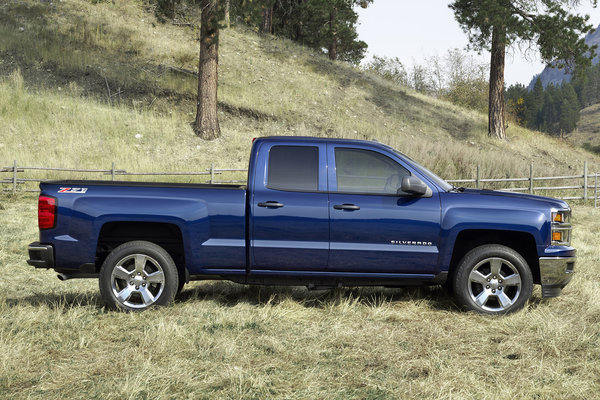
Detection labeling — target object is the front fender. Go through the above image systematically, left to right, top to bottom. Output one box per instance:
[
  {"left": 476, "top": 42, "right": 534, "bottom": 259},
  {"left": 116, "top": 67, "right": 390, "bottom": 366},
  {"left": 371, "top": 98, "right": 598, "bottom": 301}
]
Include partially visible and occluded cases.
[{"left": 439, "top": 206, "right": 548, "bottom": 269}]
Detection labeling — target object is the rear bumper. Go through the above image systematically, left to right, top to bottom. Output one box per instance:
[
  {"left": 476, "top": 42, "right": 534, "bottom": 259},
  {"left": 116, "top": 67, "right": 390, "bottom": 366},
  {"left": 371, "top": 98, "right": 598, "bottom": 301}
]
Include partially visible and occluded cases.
[
  {"left": 27, "top": 242, "right": 55, "bottom": 269},
  {"left": 539, "top": 256, "right": 575, "bottom": 297}
]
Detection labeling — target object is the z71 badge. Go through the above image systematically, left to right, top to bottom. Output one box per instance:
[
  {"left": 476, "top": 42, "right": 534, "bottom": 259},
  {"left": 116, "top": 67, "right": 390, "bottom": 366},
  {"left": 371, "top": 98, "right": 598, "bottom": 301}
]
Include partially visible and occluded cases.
[{"left": 58, "top": 187, "right": 88, "bottom": 194}]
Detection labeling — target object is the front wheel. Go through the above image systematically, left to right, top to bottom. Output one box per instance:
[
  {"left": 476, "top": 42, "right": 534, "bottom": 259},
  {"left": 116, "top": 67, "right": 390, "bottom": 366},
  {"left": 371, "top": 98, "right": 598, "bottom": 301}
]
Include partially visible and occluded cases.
[
  {"left": 99, "top": 241, "right": 179, "bottom": 311},
  {"left": 453, "top": 244, "right": 533, "bottom": 315}
]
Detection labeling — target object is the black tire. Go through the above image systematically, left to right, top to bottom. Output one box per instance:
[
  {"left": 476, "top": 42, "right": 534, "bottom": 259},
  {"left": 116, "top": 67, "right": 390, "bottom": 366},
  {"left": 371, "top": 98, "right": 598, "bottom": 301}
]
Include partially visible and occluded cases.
[
  {"left": 99, "top": 241, "right": 179, "bottom": 311},
  {"left": 453, "top": 244, "right": 533, "bottom": 315}
]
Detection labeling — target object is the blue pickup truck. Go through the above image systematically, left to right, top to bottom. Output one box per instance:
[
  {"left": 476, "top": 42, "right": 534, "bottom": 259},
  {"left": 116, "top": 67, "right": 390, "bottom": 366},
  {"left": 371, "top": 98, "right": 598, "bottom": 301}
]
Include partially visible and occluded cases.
[{"left": 27, "top": 136, "right": 575, "bottom": 314}]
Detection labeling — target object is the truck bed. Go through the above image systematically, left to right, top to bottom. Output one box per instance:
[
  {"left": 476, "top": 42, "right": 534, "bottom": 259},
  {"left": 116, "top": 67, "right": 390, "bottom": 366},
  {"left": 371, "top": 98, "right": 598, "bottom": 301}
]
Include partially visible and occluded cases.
[{"left": 38, "top": 180, "right": 248, "bottom": 273}]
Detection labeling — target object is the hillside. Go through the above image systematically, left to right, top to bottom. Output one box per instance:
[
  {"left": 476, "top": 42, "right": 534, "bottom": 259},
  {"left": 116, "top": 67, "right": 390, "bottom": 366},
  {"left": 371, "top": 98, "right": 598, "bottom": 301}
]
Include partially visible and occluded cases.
[
  {"left": 1, "top": 0, "right": 599, "bottom": 187},
  {"left": 569, "top": 103, "right": 600, "bottom": 151}
]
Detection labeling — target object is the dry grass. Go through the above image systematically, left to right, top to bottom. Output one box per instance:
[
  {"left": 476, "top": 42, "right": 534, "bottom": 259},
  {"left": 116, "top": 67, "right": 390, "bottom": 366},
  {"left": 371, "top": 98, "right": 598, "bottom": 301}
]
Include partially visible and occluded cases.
[
  {"left": 1, "top": 3, "right": 600, "bottom": 396},
  {"left": 1, "top": 194, "right": 600, "bottom": 399}
]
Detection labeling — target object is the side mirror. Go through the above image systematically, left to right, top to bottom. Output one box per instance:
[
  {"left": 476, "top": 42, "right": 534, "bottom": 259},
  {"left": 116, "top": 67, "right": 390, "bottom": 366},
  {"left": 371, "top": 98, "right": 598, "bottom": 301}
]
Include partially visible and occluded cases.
[{"left": 400, "top": 176, "right": 429, "bottom": 196}]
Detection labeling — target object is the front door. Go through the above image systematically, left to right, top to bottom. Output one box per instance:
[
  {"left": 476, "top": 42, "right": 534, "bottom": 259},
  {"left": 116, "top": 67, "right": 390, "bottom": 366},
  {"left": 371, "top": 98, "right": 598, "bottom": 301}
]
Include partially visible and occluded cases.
[{"left": 328, "top": 145, "right": 441, "bottom": 274}]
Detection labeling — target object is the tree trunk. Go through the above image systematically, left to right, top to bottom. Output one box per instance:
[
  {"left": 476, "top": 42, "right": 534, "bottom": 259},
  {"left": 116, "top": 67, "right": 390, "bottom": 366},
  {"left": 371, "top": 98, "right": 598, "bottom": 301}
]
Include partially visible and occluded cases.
[
  {"left": 169, "top": 0, "right": 176, "bottom": 18},
  {"left": 195, "top": 0, "right": 220, "bottom": 140},
  {"left": 224, "top": 0, "right": 230, "bottom": 28},
  {"left": 292, "top": 0, "right": 304, "bottom": 41},
  {"left": 260, "top": 6, "right": 273, "bottom": 34},
  {"left": 328, "top": 7, "right": 337, "bottom": 61},
  {"left": 295, "top": 21, "right": 303, "bottom": 42},
  {"left": 488, "top": 25, "right": 506, "bottom": 140}
]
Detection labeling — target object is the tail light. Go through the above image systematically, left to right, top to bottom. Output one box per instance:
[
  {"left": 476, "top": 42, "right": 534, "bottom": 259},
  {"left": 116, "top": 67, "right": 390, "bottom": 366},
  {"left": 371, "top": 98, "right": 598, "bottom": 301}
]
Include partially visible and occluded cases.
[{"left": 38, "top": 196, "right": 57, "bottom": 230}]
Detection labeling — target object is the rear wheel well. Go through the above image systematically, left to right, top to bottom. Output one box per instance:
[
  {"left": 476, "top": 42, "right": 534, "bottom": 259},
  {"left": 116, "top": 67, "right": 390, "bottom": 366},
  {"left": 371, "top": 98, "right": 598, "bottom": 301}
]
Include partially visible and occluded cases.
[
  {"left": 96, "top": 222, "right": 185, "bottom": 275},
  {"left": 448, "top": 230, "right": 540, "bottom": 284}
]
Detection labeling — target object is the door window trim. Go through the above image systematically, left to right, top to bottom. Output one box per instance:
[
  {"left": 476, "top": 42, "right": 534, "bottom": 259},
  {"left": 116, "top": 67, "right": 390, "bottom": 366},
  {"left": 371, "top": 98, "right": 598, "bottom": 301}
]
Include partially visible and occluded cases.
[
  {"left": 262, "top": 143, "right": 328, "bottom": 193},
  {"left": 331, "top": 147, "right": 415, "bottom": 196}
]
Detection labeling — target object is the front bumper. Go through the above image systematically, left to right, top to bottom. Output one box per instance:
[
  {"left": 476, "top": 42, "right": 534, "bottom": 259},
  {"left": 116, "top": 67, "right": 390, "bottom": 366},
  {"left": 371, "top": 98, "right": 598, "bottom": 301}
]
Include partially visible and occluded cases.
[
  {"left": 27, "top": 242, "right": 54, "bottom": 269},
  {"left": 539, "top": 256, "right": 575, "bottom": 297}
]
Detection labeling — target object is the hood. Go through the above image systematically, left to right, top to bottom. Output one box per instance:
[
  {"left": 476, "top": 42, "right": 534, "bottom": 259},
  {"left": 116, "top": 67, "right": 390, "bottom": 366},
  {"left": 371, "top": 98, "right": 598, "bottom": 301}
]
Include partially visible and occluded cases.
[{"left": 460, "top": 188, "right": 570, "bottom": 210}]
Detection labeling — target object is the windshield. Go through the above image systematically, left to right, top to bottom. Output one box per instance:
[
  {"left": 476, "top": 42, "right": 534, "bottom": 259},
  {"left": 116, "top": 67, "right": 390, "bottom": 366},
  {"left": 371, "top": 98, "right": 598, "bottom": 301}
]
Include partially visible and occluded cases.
[{"left": 391, "top": 149, "right": 453, "bottom": 191}]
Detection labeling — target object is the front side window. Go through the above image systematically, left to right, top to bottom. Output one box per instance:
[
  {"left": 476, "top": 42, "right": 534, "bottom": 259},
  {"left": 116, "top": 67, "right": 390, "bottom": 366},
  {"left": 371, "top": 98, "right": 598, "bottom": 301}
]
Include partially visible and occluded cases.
[
  {"left": 267, "top": 146, "right": 319, "bottom": 191},
  {"left": 335, "top": 148, "right": 410, "bottom": 194}
]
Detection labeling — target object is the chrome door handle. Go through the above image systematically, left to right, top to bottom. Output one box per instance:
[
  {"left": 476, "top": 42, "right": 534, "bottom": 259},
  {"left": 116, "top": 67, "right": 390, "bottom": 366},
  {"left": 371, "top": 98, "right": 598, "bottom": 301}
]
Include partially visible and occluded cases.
[
  {"left": 257, "top": 201, "right": 284, "bottom": 208},
  {"left": 333, "top": 204, "right": 360, "bottom": 211}
]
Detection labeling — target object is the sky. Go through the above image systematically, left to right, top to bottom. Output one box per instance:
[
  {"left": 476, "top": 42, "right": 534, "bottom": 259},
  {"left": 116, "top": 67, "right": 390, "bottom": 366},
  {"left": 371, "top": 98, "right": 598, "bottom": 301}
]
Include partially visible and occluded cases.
[{"left": 356, "top": 1, "right": 600, "bottom": 86}]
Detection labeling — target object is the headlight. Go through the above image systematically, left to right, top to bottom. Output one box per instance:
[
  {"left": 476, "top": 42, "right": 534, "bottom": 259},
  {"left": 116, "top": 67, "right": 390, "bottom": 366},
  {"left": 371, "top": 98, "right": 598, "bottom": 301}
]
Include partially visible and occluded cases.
[{"left": 551, "top": 209, "right": 571, "bottom": 246}]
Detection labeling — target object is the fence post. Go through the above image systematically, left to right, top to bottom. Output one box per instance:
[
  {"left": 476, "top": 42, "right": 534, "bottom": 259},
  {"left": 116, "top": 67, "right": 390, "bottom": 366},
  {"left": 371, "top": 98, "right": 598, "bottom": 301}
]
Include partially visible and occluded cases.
[
  {"left": 12, "top": 160, "right": 17, "bottom": 192},
  {"left": 584, "top": 161, "right": 588, "bottom": 200},
  {"left": 111, "top": 162, "right": 116, "bottom": 181},
  {"left": 210, "top": 163, "right": 215, "bottom": 184},
  {"left": 529, "top": 163, "right": 534, "bottom": 194},
  {"left": 476, "top": 165, "right": 480, "bottom": 189},
  {"left": 595, "top": 172, "right": 598, "bottom": 209}
]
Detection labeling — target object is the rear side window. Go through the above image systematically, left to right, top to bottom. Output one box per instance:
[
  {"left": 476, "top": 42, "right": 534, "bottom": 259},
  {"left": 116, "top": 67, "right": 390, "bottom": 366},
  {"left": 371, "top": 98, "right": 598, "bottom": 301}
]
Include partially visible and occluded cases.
[
  {"left": 267, "top": 146, "right": 319, "bottom": 191},
  {"left": 335, "top": 148, "right": 410, "bottom": 194}
]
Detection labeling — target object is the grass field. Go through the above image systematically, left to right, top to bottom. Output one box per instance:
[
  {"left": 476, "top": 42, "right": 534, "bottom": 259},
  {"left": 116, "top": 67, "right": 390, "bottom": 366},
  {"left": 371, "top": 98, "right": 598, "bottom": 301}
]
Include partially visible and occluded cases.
[
  {"left": 1, "top": 0, "right": 600, "bottom": 398},
  {"left": 1, "top": 194, "right": 599, "bottom": 399}
]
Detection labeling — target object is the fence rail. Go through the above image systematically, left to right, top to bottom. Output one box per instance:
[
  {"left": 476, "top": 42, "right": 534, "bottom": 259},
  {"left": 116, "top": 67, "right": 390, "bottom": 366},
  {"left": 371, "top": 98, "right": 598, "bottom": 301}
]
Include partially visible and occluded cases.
[
  {"left": 2, "top": 160, "right": 599, "bottom": 207},
  {"left": 0, "top": 161, "right": 247, "bottom": 192}
]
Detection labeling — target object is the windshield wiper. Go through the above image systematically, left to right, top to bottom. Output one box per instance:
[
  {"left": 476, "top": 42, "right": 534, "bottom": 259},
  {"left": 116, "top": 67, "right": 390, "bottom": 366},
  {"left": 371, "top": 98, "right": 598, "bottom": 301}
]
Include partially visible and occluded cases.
[{"left": 449, "top": 186, "right": 465, "bottom": 192}]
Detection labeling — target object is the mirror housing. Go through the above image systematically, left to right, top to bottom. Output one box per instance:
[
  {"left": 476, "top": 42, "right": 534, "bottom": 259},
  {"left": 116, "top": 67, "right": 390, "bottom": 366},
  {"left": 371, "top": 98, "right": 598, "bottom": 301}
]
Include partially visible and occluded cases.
[{"left": 400, "top": 176, "right": 430, "bottom": 196}]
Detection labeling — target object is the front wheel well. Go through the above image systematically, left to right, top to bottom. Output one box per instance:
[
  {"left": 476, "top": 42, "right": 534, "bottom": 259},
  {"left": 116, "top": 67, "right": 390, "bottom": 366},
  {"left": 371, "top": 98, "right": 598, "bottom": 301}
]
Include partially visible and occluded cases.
[{"left": 448, "top": 230, "right": 540, "bottom": 284}]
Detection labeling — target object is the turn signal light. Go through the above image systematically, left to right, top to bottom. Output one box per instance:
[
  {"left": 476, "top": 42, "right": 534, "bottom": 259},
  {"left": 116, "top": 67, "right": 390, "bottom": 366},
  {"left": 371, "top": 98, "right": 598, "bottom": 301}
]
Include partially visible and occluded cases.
[
  {"left": 38, "top": 196, "right": 56, "bottom": 230},
  {"left": 552, "top": 213, "right": 564, "bottom": 223},
  {"left": 552, "top": 231, "right": 562, "bottom": 242}
]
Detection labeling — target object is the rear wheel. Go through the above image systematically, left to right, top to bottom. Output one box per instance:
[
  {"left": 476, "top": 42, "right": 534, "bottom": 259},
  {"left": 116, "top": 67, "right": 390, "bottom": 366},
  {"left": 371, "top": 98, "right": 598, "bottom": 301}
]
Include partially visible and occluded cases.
[
  {"left": 99, "top": 241, "right": 179, "bottom": 311},
  {"left": 453, "top": 244, "right": 533, "bottom": 315}
]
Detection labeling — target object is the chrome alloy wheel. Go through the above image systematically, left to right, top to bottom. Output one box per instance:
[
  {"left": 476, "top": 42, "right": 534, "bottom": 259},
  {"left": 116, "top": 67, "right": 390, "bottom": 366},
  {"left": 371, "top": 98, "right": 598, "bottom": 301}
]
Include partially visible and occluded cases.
[
  {"left": 110, "top": 254, "right": 165, "bottom": 309},
  {"left": 468, "top": 257, "right": 522, "bottom": 312}
]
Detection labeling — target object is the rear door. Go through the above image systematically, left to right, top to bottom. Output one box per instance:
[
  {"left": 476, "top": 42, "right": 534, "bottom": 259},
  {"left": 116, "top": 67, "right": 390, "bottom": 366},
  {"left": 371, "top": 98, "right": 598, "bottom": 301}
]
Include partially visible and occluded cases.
[
  {"left": 250, "top": 141, "right": 329, "bottom": 271},
  {"left": 328, "top": 144, "right": 441, "bottom": 274}
]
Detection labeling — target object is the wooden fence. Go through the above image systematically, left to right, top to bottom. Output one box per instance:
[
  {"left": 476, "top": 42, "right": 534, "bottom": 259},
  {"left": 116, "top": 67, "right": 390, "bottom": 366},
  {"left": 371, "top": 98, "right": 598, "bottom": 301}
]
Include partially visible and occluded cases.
[
  {"left": 2, "top": 160, "right": 599, "bottom": 207},
  {"left": 0, "top": 161, "right": 247, "bottom": 191},
  {"left": 446, "top": 161, "right": 599, "bottom": 203}
]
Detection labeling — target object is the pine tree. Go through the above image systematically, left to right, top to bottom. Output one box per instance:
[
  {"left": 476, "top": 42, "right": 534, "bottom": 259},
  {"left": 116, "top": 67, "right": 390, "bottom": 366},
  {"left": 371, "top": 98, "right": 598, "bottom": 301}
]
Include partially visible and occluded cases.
[
  {"left": 265, "top": 0, "right": 372, "bottom": 64},
  {"left": 450, "top": 0, "right": 597, "bottom": 140},
  {"left": 583, "top": 64, "right": 600, "bottom": 105},
  {"left": 572, "top": 69, "right": 587, "bottom": 106},
  {"left": 524, "top": 77, "right": 544, "bottom": 130},
  {"left": 506, "top": 83, "right": 528, "bottom": 124},
  {"left": 559, "top": 83, "right": 581, "bottom": 134},
  {"left": 542, "top": 84, "right": 562, "bottom": 133}
]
